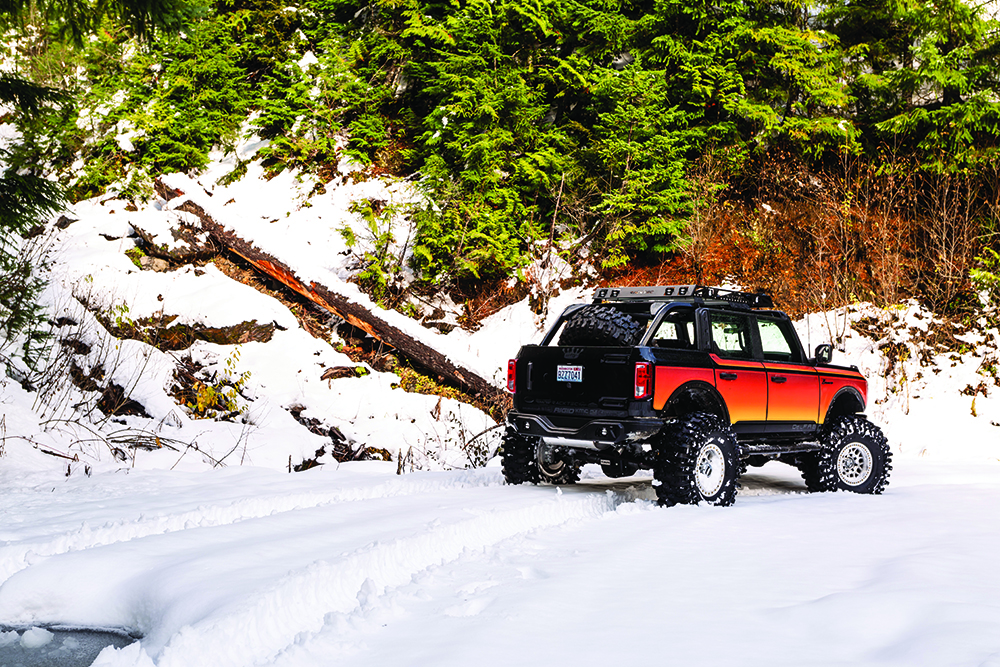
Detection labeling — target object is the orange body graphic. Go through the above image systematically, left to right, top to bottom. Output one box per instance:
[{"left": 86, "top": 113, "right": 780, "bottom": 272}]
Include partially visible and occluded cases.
[
  {"left": 653, "top": 356, "right": 866, "bottom": 425},
  {"left": 711, "top": 356, "right": 768, "bottom": 422},
  {"left": 763, "top": 362, "right": 819, "bottom": 423},
  {"left": 653, "top": 367, "right": 715, "bottom": 411}
]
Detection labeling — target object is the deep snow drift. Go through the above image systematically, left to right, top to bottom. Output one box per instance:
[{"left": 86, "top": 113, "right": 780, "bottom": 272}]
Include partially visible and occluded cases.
[{"left": 2, "top": 460, "right": 1000, "bottom": 667}]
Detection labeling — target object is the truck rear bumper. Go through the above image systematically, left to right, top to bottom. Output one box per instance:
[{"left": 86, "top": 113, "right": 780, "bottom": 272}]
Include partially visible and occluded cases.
[{"left": 506, "top": 411, "right": 662, "bottom": 449}]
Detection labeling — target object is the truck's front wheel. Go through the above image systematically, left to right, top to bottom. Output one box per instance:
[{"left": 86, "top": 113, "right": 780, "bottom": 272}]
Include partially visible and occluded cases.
[
  {"left": 654, "top": 413, "right": 740, "bottom": 507},
  {"left": 810, "top": 415, "right": 892, "bottom": 494}
]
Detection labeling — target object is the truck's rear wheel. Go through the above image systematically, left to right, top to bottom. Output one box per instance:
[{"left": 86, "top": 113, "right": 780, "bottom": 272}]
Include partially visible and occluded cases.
[
  {"left": 654, "top": 412, "right": 740, "bottom": 507},
  {"left": 808, "top": 415, "right": 891, "bottom": 494},
  {"left": 500, "top": 428, "right": 540, "bottom": 485},
  {"left": 536, "top": 443, "right": 581, "bottom": 485}
]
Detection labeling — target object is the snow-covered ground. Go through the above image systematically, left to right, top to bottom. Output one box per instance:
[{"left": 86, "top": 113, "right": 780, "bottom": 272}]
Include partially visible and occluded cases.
[
  {"left": 3, "top": 137, "right": 1000, "bottom": 666},
  {"left": 1, "top": 145, "right": 526, "bottom": 474},
  {"left": 2, "top": 288, "right": 998, "bottom": 667},
  {"left": 1, "top": 460, "right": 1000, "bottom": 666}
]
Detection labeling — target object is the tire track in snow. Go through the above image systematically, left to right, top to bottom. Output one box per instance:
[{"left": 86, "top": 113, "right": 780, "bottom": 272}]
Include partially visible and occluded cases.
[
  {"left": 0, "top": 470, "right": 504, "bottom": 583},
  {"left": 154, "top": 488, "right": 638, "bottom": 667}
]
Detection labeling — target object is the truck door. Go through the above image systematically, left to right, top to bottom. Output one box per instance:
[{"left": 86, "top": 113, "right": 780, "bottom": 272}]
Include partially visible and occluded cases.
[
  {"left": 707, "top": 310, "right": 767, "bottom": 426},
  {"left": 755, "top": 316, "right": 819, "bottom": 431}
]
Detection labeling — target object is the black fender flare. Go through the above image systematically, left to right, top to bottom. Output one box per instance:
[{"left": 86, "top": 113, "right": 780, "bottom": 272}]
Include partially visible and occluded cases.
[
  {"left": 661, "top": 380, "right": 730, "bottom": 424},
  {"left": 822, "top": 386, "right": 866, "bottom": 424}
]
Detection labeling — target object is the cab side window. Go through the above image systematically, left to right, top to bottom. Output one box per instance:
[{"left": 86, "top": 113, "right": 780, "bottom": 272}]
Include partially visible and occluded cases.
[
  {"left": 650, "top": 309, "right": 696, "bottom": 349},
  {"left": 709, "top": 312, "right": 754, "bottom": 359},
  {"left": 757, "top": 318, "right": 802, "bottom": 362}
]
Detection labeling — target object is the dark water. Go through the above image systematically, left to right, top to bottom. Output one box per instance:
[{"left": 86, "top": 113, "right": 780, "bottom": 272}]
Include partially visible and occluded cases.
[{"left": 0, "top": 627, "right": 135, "bottom": 667}]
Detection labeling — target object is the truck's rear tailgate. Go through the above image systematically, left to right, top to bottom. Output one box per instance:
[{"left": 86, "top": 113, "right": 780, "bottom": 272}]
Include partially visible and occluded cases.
[{"left": 513, "top": 345, "right": 640, "bottom": 417}]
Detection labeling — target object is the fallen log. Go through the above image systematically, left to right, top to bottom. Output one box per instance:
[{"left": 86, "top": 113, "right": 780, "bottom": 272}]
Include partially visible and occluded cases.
[{"left": 175, "top": 200, "right": 507, "bottom": 409}]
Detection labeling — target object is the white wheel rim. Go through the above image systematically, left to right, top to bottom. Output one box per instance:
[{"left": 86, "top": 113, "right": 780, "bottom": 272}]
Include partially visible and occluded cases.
[
  {"left": 695, "top": 443, "right": 726, "bottom": 498},
  {"left": 837, "top": 443, "right": 873, "bottom": 486}
]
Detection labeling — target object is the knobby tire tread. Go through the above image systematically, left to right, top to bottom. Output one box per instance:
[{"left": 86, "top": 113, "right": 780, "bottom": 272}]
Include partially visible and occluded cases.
[
  {"left": 557, "top": 305, "right": 642, "bottom": 347},
  {"left": 653, "top": 412, "right": 740, "bottom": 507},
  {"left": 800, "top": 415, "right": 891, "bottom": 494},
  {"left": 500, "top": 428, "right": 540, "bottom": 485},
  {"left": 538, "top": 452, "right": 582, "bottom": 485}
]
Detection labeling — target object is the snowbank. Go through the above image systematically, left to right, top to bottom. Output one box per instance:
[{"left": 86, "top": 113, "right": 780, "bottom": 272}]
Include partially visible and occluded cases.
[
  {"left": 3, "top": 145, "right": 513, "bottom": 474},
  {"left": 796, "top": 302, "right": 1000, "bottom": 462}
]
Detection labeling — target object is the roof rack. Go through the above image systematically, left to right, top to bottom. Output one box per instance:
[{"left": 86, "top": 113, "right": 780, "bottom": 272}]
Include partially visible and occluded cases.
[{"left": 592, "top": 285, "right": 774, "bottom": 309}]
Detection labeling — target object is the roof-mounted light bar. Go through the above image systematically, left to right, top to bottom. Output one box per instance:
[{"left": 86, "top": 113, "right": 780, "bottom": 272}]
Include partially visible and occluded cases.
[{"left": 592, "top": 285, "right": 774, "bottom": 309}]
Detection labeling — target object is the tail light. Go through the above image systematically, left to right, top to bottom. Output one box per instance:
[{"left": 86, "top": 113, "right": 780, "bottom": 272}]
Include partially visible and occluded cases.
[
  {"left": 507, "top": 359, "right": 517, "bottom": 393},
  {"left": 634, "top": 362, "right": 652, "bottom": 399}
]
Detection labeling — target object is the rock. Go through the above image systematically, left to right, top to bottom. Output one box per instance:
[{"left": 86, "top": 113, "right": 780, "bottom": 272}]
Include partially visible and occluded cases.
[
  {"left": 139, "top": 256, "right": 171, "bottom": 272},
  {"left": 197, "top": 320, "right": 277, "bottom": 345},
  {"left": 60, "top": 337, "right": 91, "bottom": 355},
  {"left": 321, "top": 366, "right": 362, "bottom": 381},
  {"left": 98, "top": 382, "right": 152, "bottom": 418}
]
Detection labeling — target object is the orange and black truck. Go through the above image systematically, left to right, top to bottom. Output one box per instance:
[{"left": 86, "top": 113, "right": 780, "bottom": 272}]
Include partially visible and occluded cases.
[{"left": 502, "top": 285, "right": 891, "bottom": 506}]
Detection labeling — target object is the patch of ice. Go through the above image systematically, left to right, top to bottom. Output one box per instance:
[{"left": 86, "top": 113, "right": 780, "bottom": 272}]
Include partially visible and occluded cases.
[{"left": 19, "top": 626, "right": 54, "bottom": 648}]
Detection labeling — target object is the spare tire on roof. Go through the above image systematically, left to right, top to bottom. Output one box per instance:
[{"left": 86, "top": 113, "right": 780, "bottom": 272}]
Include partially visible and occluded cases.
[{"left": 557, "top": 305, "right": 642, "bottom": 346}]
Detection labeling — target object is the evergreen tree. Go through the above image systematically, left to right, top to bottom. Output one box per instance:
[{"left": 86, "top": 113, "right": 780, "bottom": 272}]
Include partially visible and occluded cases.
[
  {"left": 1, "top": 0, "right": 195, "bottom": 360},
  {"left": 824, "top": 0, "right": 1000, "bottom": 169}
]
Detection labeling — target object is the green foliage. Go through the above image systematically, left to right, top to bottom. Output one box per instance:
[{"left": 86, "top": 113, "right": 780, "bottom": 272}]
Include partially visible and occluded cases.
[
  {"left": 0, "top": 0, "right": 204, "bottom": 45},
  {"left": 6, "top": 0, "right": 1000, "bottom": 288},
  {"left": 366, "top": 0, "right": 864, "bottom": 278},
  {"left": 393, "top": 0, "right": 578, "bottom": 279},
  {"left": 826, "top": 0, "right": 1000, "bottom": 170},
  {"left": 7, "top": 8, "right": 253, "bottom": 197},
  {"left": 252, "top": 34, "right": 396, "bottom": 173},
  {"left": 590, "top": 67, "right": 691, "bottom": 267},
  {"left": 0, "top": 72, "right": 66, "bottom": 113},
  {"left": 0, "top": 85, "right": 63, "bottom": 366},
  {"left": 341, "top": 199, "right": 409, "bottom": 306},
  {"left": 0, "top": 241, "right": 51, "bottom": 367},
  {"left": 971, "top": 248, "right": 1000, "bottom": 306},
  {"left": 186, "top": 347, "right": 251, "bottom": 418}
]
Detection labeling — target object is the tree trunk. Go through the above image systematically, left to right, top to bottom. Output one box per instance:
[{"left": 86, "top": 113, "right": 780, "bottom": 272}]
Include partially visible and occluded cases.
[{"left": 175, "top": 200, "right": 507, "bottom": 410}]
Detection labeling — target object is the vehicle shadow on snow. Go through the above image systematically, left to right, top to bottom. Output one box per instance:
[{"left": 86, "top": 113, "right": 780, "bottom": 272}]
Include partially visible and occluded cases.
[
  {"left": 563, "top": 462, "right": 809, "bottom": 500},
  {"left": 737, "top": 470, "right": 810, "bottom": 495}
]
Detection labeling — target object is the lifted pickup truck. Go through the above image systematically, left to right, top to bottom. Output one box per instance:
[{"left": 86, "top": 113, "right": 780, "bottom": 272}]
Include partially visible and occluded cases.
[{"left": 502, "top": 285, "right": 891, "bottom": 506}]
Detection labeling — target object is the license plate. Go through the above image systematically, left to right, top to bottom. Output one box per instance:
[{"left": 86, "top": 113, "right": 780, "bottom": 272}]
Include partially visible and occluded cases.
[{"left": 556, "top": 365, "right": 583, "bottom": 383}]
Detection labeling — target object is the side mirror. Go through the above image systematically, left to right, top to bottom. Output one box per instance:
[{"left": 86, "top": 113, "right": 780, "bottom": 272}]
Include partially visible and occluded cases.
[{"left": 814, "top": 343, "right": 833, "bottom": 365}]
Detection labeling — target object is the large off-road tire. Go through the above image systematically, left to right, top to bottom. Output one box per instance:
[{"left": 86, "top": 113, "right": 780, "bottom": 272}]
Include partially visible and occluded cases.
[
  {"left": 557, "top": 305, "right": 642, "bottom": 347},
  {"left": 653, "top": 412, "right": 740, "bottom": 507},
  {"left": 803, "top": 415, "right": 891, "bottom": 494},
  {"left": 500, "top": 428, "right": 540, "bottom": 485},
  {"left": 536, "top": 443, "right": 581, "bottom": 485},
  {"left": 797, "top": 451, "right": 835, "bottom": 492}
]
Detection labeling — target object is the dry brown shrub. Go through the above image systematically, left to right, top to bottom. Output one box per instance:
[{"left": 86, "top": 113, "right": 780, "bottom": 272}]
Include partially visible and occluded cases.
[{"left": 594, "top": 148, "right": 998, "bottom": 318}]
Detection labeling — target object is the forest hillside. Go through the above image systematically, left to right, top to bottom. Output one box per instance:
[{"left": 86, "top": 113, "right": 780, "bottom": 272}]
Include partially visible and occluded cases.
[
  {"left": 1, "top": 0, "right": 1000, "bottom": 473},
  {"left": 3, "top": 0, "right": 1000, "bottom": 311}
]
